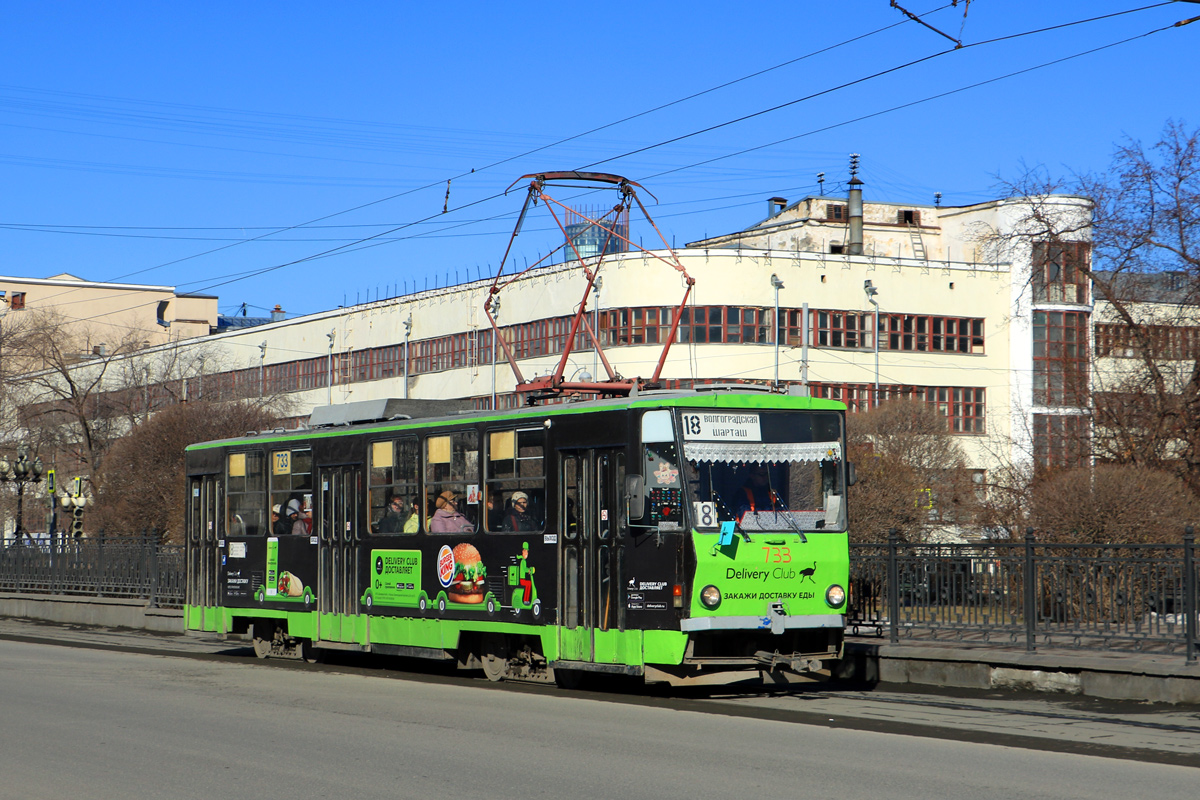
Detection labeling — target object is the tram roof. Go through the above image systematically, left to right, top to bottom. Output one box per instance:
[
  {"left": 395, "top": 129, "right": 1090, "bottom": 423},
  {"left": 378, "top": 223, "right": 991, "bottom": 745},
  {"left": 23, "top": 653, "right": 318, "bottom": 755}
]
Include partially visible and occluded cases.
[{"left": 185, "top": 388, "right": 845, "bottom": 451}]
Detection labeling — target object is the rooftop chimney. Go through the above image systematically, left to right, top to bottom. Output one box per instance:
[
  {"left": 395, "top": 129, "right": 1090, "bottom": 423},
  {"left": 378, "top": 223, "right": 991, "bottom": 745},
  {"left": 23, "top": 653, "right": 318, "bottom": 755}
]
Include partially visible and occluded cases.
[
  {"left": 847, "top": 154, "right": 863, "bottom": 256},
  {"left": 767, "top": 197, "right": 787, "bottom": 218},
  {"left": 271, "top": 304, "right": 286, "bottom": 322}
]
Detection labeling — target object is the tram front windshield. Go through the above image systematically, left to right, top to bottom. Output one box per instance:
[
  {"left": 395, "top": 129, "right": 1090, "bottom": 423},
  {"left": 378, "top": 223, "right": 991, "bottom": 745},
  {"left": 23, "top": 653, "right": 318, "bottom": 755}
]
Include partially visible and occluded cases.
[{"left": 676, "top": 410, "right": 846, "bottom": 533}]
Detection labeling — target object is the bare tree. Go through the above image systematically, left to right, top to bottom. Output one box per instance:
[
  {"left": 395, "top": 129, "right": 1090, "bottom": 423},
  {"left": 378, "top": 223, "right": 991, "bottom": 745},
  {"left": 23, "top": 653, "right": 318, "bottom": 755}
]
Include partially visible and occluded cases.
[
  {"left": 978, "top": 120, "right": 1200, "bottom": 498},
  {"left": 1082, "top": 120, "right": 1200, "bottom": 489},
  {"left": 2, "top": 309, "right": 147, "bottom": 493},
  {"left": 847, "top": 398, "right": 978, "bottom": 543},
  {"left": 93, "top": 399, "right": 281, "bottom": 542},
  {"left": 1031, "top": 464, "right": 1200, "bottom": 544}
]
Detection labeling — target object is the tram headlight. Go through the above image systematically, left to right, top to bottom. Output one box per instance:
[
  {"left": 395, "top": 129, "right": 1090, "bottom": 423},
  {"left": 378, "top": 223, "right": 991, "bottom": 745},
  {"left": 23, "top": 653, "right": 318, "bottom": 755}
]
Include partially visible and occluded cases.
[
  {"left": 700, "top": 584, "right": 721, "bottom": 610},
  {"left": 825, "top": 584, "right": 846, "bottom": 609}
]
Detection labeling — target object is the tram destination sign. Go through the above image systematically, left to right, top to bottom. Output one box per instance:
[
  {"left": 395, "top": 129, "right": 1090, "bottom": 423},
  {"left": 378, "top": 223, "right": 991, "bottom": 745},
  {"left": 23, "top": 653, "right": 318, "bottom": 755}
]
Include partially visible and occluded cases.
[{"left": 680, "top": 412, "right": 761, "bottom": 441}]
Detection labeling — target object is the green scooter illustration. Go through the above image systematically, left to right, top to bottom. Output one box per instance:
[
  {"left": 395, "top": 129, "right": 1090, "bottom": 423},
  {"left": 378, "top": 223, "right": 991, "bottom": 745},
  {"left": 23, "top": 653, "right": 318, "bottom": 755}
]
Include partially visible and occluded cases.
[{"left": 507, "top": 541, "right": 541, "bottom": 619}]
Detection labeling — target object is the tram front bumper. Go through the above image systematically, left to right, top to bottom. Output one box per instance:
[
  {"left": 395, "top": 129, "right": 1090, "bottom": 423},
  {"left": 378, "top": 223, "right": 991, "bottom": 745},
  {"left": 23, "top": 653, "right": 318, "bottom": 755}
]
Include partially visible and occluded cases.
[{"left": 680, "top": 611, "right": 844, "bottom": 634}]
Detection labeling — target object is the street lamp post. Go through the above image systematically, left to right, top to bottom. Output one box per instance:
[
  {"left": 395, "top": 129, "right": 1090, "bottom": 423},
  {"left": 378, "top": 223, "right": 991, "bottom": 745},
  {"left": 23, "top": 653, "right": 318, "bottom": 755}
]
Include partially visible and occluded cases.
[
  {"left": 770, "top": 274, "right": 785, "bottom": 387},
  {"left": 592, "top": 275, "right": 602, "bottom": 381},
  {"left": 864, "top": 279, "right": 880, "bottom": 407},
  {"left": 403, "top": 316, "right": 412, "bottom": 400},
  {"left": 326, "top": 330, "right": 336, "bottom": 405},
  {"left": 259, "top": 342, "right": 267, "bottom": 397},
  {"left": 0, "top": 445, "right": 45, "bottom": 543}
]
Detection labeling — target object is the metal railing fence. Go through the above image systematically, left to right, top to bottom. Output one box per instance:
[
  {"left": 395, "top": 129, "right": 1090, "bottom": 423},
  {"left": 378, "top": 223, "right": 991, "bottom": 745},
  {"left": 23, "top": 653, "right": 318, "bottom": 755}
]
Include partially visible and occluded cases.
[
  {"left": 848, "top": 528, "right": 1199, "bottom": 663},
  {"left": 2, "top": 529, "right": 1198, "bottom": 664},
  {"left": 0, "top": 533, "right": 183, "bottom": 608}
]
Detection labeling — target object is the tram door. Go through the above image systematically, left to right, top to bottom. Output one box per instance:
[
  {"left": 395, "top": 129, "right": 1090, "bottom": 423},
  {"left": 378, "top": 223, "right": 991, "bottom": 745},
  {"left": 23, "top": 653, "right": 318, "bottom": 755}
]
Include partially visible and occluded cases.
[
  {"left": 559, "top": 448, "right": 625, "bottom": 662},
  {"left": 317, "top": 465, "right": 363, "bottom": 633},
  {"left": 186, "top": 475, "right": 222, "bottom": 628}
]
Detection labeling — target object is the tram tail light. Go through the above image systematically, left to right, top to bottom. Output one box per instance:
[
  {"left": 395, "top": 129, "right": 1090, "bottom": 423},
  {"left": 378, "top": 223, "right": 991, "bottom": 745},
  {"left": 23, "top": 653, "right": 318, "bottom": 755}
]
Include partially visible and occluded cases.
[{"left": 673, "top": 584, "right": 683, "bottom": 608}]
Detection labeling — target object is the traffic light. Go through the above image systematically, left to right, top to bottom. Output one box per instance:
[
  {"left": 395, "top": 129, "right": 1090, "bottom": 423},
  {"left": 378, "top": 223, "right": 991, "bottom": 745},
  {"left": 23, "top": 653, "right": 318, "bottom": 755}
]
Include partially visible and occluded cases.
[
  {"left": 46, "top": 469, "right": 56, "bottom": 495},
  {"left": 71, "top": 506, "right": 84, "bottom": 538}
]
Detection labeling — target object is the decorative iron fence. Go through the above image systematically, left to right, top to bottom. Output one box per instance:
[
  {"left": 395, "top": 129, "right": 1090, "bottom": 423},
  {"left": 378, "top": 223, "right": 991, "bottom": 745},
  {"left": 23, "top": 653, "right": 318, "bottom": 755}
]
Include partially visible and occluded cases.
[
  {"left": 848, "top": 529, "right": 1199, "bottom": 662},
  {"left": 2, "top": 530, "right": 1198, "bottom": 664},
  {"left": 0, "top": 534, "right": 183, "bottom": 609}
]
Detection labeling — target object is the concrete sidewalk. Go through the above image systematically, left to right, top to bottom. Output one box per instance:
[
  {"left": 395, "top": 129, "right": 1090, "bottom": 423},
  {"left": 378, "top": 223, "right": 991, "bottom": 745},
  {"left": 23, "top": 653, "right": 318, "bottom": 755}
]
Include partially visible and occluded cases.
[{"left": 842, "top": 635, "right": 1200, "bottom": 704}]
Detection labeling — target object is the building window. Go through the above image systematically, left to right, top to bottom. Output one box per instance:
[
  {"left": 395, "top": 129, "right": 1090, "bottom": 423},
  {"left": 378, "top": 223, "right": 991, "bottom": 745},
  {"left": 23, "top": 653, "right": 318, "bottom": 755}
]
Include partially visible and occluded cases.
[
  {"left": 826, "top": 204, "right": 847, "bottom": 221},
  {"left": 897, "top": 210, "right": 921, "bottom": 226},
  {"left": 1033, "top": 241, "right": 1090, "bottom": 304},
  {"left": 830, "top": 243, "right": 845, "bottom": 255},
  {"left": 10, "top": 292, "right": 25, "bottom": 310},
  {"left": 815, "top": 310, "right": 872, "bottom": 349},
  {"left": 1033, "top": 310, "right": 1089, "bottom": 406},
  {"left": 881, "top": 314, "right": 984, "bottom": 353},
  {"left": 1095, "top": 323, "right": 1200, "bottom": 360},
  {"left": 810, "top": 382, "right": 986, "bottom": 434},
  {"left": 1033, "top": 413, "right": 1089, "bottom": 469}
]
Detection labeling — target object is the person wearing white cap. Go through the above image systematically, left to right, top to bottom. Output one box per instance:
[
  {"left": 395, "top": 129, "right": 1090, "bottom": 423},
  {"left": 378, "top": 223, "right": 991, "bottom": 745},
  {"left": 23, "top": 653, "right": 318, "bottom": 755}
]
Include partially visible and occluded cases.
[
  {"left": 500, "top": 491, "right": 537, "bottom": 532},
  {"left": 271, "top": 504, "right": 289, "bottom": 537}
]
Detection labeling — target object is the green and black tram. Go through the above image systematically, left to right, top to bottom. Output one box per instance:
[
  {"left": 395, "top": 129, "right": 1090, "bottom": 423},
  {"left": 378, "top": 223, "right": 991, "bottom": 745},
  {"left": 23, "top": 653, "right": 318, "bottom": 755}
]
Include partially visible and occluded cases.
[{"left": 184, "top": 388, "right": 852, "bottom": 685}]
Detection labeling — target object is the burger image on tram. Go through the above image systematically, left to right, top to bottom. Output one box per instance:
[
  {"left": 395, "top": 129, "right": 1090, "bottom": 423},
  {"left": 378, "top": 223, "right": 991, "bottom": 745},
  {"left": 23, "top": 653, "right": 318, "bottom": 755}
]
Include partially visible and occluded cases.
[{"left": 446, "top": 543, "right": 487, "bottom": 604}]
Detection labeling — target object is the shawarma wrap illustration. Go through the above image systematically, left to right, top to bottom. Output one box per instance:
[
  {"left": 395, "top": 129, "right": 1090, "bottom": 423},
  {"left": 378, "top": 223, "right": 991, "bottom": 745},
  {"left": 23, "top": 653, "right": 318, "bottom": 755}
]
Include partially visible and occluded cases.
[{"left": 277, "top": 571, "right": 304, "bottom": 597}]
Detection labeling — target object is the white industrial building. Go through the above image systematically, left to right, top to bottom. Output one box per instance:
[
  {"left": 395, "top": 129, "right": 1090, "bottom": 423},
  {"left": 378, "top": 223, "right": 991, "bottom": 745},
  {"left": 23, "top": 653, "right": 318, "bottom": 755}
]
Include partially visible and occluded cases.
[{"left": 8, "top": 179, "right": 1101, "bottom": 516}]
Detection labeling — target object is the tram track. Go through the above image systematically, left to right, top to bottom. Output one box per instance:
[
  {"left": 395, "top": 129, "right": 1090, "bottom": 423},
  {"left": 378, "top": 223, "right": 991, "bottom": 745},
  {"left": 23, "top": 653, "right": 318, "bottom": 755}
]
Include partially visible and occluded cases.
[{"left": 2, "top": 617, "right": 1199, "bottom": 768}]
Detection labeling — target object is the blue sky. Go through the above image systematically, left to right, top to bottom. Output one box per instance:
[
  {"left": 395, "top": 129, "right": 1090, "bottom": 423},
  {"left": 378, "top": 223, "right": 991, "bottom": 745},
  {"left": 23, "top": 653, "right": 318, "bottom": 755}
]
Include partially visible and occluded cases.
[{"left": 0, "top": 2, "right": 1194, "bottom": 320}]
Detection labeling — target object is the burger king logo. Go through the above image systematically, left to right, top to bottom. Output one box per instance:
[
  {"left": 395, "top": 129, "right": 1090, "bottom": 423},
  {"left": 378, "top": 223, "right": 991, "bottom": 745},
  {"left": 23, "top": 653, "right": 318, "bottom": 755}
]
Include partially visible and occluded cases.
[{"left": 436, "top": 544, "right": 455, "bottom": 588}]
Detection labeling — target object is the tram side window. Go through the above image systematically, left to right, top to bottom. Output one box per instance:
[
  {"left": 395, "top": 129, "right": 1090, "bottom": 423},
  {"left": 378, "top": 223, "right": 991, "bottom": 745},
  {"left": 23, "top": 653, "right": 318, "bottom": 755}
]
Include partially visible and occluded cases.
[
  {"left": 485, "top": 427, "right": 545, "bottom": 533},
  {"left": 425, "top": 431, "right": 479, "bottom": 533},
  {"left": 370, "top": 437, "right": 420, "bottom": 534},
  {"left": 270, "top": 448, "right": 312, "bottom": 536},
  {"left": 226, "top": 451, "right": 266, "bottom": 536}
]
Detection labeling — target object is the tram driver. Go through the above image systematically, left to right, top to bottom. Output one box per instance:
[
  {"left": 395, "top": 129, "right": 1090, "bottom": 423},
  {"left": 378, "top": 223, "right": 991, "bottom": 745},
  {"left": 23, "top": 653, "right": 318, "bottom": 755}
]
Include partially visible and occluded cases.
[{"left": 735, "top": 464, "right": 785, "bottom": 521}]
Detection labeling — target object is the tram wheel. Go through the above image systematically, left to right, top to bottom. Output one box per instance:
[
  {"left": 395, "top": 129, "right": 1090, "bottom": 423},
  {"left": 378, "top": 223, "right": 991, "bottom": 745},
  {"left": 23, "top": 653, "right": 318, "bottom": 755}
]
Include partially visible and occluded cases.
[
  {"left": 251, "top": 622, "right": 274, "bottom": 659},
  {"left": 480, "top": 633, "right": 509, "bottom": 682},
  {"left": 301, "top": 640, "right": 322, "bottom": 664}
]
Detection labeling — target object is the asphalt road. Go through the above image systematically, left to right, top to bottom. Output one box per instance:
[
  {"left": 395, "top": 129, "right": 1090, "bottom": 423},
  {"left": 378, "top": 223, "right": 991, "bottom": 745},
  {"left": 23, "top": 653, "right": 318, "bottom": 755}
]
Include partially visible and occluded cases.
[{"left": 0, "top": 632, "right": 1196, "bottom": 800}]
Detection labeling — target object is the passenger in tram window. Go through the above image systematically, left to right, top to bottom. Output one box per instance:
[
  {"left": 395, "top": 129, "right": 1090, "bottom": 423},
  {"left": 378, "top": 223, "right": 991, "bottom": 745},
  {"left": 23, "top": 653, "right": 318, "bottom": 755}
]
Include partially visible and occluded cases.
[
  {"left": 430, "top": 489, "right": 473, "bottom": 533},
  {"left": 500, "top": 491, "right": 537, "bottom": 532},
  {"left": 485, "top": 493, "right": 504, "bottom": 531},
  {"left": 378, "top": 494, "right": 407, "bottom": 534},
  {"left": 302, "top": 496, "right": 314, "bottom": 534},
  {"left": 403, "top": 496, "right": 421, "bottom": 533},
  {"left": 286, "top": 499, "right": 306, "bottom": 535},
  {"left": 271, "top": 504, "right": 289, "bottom": 537}
]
